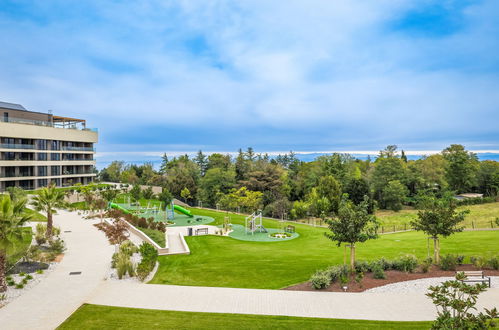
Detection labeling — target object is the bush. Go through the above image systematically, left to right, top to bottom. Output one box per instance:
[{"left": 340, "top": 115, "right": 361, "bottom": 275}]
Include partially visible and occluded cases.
[
  {"left": 138, "top": 217, "right": 148, "bottom": 228},
  {"left": 35, "top": 233, "right": 46, "bottom": 246},
  {"left": 49, "top": 238, "right": 66, "bottom": 254},
  {"left": 119, "top": 240, "right": 137, "bottom": 256},
  {"left": 139, "top": 242, "right": 158, "bottom": 265},
  {"left": 116, "top": 253, "right": 135, "bottom": 279},
  {"left": 394, "top": 254, "right": 419, "bottom": 273},
  {"left": 440, "top": 254, "right": 458, "bottom": 271},
  {"left": 456, "top": 255, "right": 465, "bottom": 265},
  {"left": 471, "top": 256, "right": 487, "bottom": 269},
  {"left": 489, "top": 256, "right": 499, "bottom": 270},
  {"left": 421, "top": 257, "right": 433, "bottom": 273},
  {"left": 354, "top": 261, "right": 370, "bottom": 274},
  {"left": 136, "top": 262, "right": 151, "bottom": 281},
  {"left": 373, "top": 264, "right": 386, "bottom": 279},
  {"left": 325, "top": 265, "right": 349, "bottom": 283},
  {"left": 36, "top": 269, "right": 43, "bottom": 274},
  {"left": 310, "top": 270, "right": 331, "bottom": 289},
  {"left": 355, "top": 272, "right": 364, "bottom": 287},
  {"left": 25, "top": 274, "right": 33, "bottom": 280},
  {"left": 7, "top": 280, "right": 15, "bottom": 286},
  {"left": 15, "top": 283, "right": 24, "bottom": 289}
]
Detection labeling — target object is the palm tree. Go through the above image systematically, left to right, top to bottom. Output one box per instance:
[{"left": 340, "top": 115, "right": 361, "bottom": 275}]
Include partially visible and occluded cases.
[
  {"left": 31, "top": 184, "right": 66, "bottom": 239},
  {"left": 0, "top": 195, "right": 32, "bottom": 292}
]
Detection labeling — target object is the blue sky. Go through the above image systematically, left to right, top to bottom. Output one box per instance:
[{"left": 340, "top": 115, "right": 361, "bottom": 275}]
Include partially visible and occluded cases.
[{"left": 1, "top": 1, "right": 498, "bottom": 164}]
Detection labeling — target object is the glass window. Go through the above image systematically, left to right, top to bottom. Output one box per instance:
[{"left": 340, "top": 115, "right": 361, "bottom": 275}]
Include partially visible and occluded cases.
[
  {"left": 37, "top": 140, "right": 47, "bottom": 150},
  {"left": 38, "top": 153, "right": 47, "bottom": 161},
  {"left": 51, "top": 153, "right": 60, "bottom": 161},
  {"left": 38, "top": 166, "right": 47, "bottom": 176},
  {"left": 51, "top": 166, "right": 60, "bottom": 176}
]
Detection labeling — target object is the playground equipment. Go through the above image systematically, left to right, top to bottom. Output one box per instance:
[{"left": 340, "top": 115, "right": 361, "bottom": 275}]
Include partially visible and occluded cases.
[
  {"left": 165, "top": 201, "right": 194, "bottom": 220},
  {"left": 109, "top": 202, "right": 132, "bottom": 214},
  {"left": 174, "top": 204, "right": 193, "bottom": 217},
  {"left": 245, "top": 210, "right": 267, "bottom": 235}
]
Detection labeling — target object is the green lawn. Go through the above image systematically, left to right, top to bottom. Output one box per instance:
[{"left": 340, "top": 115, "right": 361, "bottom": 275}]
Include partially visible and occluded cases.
[
  {"left": 376, "top": 202, "right": 499, "bottom": 230},
  {"left": 150, "top": 208, "right": 499, "bottom": 289},
  {"left": 140, "top": 227, "right": 166, "bottom": 247},
  {"left": 58, "top": 304, "right": 431, "bottom": 330}
]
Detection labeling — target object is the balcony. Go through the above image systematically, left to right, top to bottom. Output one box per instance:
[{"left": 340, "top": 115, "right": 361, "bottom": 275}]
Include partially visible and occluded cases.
[
  {"left": 1, "top": 115, "right": 97, "bottom": 131},
  {"left": 0, "top": 143, "right": 35, "bottom": 150},
  {"left": 61, "top": 146, "right": 95, "bottom": 152}
]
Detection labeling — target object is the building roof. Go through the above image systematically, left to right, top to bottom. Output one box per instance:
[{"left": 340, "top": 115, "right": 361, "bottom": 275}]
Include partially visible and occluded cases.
[{"left": 0, "top": 101, "right": 27, "bottom": 111}]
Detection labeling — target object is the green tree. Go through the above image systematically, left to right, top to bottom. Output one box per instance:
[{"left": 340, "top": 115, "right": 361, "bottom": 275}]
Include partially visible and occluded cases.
[
  {"left": 442, "top": 144, "right": 479, "bottom": 193},
  {"left": 194, "top": 150, "right": 208, "bottom": 176},
  {"left": 159, "top": 153, "right": 169, "bottom": 174},
  {"left": 372, "top": 156, "right": 407, "bottom": 206},
  {"left": 477, "top": 160, "right": 499, "bottom": 196},
  {"left": 198, "top": 168, "right": 236, "bottom": 207},
  {"left": 316, "top": 175, "right": 342, "bottom": 214},
  {"left": 382, "top": 180, "right": 408, "bottom": 211},
  {"left": 31, "top": 184, "right": 66, "bottom": 239},
  {"left": 129, "top": 184, "right": 142, "bottom": 202},
  {"left": 142, "top": 186, "right": 154, "bottom": 200},
  {"left": 100, "top": 187, "right": 118, "bottom": 203},
  {"left": 180, "top": 187, "right": 192, "bottom": 204},
  {"left": 157, "top": 188, "right": 173, "bottom": 210},
  {"left": 0, "top": 195, "right": 32, "bottom": 292},
  {"left": 410, "top": 196, "right": 468, "bottom": 263},
  {"left": 325, "top": 197, "right": 379, "bottom": 271},
  {"left": 290, "top": 200, "right": 309, "bottom": 219}
]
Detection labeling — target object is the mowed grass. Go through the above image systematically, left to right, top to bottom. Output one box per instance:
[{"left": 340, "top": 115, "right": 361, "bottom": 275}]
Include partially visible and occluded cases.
[
  {"left": 376, "top": 202, "right": 499, "bottom": 230},
  {"left": 150, "top": 208, "right": 499, "bottom": 289},
  {"left": 58, "top": 304, "right": 432, "bottom": 330}
]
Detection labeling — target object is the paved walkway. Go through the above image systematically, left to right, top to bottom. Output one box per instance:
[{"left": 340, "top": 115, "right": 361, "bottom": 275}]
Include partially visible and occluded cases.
[
  {"left": 0, "top": 210, "right": 114, "bottom": 330},
  {"left": 88, "top": 281, "right": 499, "bottom": 321}
]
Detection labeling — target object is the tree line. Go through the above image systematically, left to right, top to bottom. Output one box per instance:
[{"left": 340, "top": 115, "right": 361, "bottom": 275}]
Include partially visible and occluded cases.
[{"left": 98, "top": 144, "right": 499, "bottom": 218}]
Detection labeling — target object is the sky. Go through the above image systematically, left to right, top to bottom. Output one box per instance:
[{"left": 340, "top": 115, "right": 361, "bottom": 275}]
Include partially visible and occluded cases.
[{"left": 1, "top": 1, "right": 498, "bottom": 166}]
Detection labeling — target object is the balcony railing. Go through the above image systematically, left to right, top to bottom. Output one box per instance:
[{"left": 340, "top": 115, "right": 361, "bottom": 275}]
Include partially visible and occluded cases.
[
  {"left": 1, "top": 116, "right": 97, "bottom": 131},
  {"left": 0, "top": 143, "right": 35, "bottom": 150},
  {"left": 61, "top": 146, "right": 95, "bottom": 152}
]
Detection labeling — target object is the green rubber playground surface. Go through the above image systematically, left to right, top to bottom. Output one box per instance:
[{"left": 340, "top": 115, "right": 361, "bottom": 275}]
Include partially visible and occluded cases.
[
  {"left": 113, "top": 203, "right": 214, "bottom": 227},
  {"left": 228, "top": 224, "right": 299, "bottom": 242}
]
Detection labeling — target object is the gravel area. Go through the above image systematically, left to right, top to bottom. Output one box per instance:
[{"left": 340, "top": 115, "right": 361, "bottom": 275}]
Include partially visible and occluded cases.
[
  {"left": 0, "top": 262, "right": 58, "bottom": 308},
  {"left": 365, "top": 276, "right": 499, "bottom": 293}
]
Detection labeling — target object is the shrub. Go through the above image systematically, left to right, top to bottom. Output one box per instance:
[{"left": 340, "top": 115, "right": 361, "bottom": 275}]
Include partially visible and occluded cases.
[
  {"left": 138, "top": 217, "right": 148, "bottom": 228},
  {"left": 35, "top": 233, "right": 46, "bottom": 246},
  {"left": 49, "top": 238, "right": 66, "bottom": 254},
  {"left": 119, "top": 240, "right": 137, "bottom": 256},
  {"left": 139, "top": 242, "right": 158, "bottom": 265},
  {"left": 23, "top": 245, "right": 41, "bottom": 263},
  {"left": 111, "top": 252, "right": 119, "bottom": 268},
  {"left": 116, "top": 253, "right": 135, "bottom": 279},
  {"left": 394, "top": 254, "right": 419, "bottom": 273},
  {"left": 440, "top": 254, "right": 458, "bottom": 271},
  {"left": 456, "top": 255, "right": 465, "bottom": 265},
  {"left": 471, "top": 256, "right": 487, "bottom": 269},
  {"left": 489, "top": 256, "right": 499, "bottom": 270},
  {"left": 421, "top": 257, "right": 433, "bottom": 273},
  {"left": 354, "top": 261, "right": 370, "bottom": 274},
  {"left": 136, "top": 262, "right": 151, "bottom": 281},
  {"left": 373, "top": 264, "right": 386, "bottom": 279},
  {"left": 326, "top": 265, "right": 349, "bottom": 283},
  {"left": 36, "top": 269, "right": 43, "bottom": 274},
  {"left": 310, "top": 270, "right": 331, "bottom": 289},
  {"left": 19, "top": 272, "right": 26, "bottom": 277},
  {"left": 355, "top": 272, "right": 364, "bottom": 287},
  {"left": 25, "top": 274, "right": 33, "bottom": 280},
  {"left": 6, "top": 275, "right": 13, "bottom": 281},
  {"left": 21, "top": 278, "right": 28, "bottom": 285},
  {"left": 7, "top": 280, "right": 15, "bottom": 286},
  {"left": 15, "top": 283, "right": 24, "bottom": 289}
]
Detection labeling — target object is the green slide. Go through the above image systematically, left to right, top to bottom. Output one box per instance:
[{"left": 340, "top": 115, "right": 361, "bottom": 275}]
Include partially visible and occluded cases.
[
  {"left": 109, "top": 202, "right": 131, "bottom": 214},
  {"left": 173, "top": 205, "right": 194, "bottom": 217}
]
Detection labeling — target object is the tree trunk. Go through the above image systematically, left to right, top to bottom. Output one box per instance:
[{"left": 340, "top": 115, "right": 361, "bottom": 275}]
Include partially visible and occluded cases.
[
  {"left": 46, "top": 211, "right": 53, "bottom": 239},
  {"left": 433, "top": 237, "right": 439, "bottom": 264},
  {"left": 350, "top": 244, "right": 356, "bottom": 272},
  {"left": 0, "top": 251, "right": 7, "bottom": 293}
]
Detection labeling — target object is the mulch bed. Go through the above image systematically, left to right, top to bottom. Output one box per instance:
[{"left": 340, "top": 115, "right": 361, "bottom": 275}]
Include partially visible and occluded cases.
[
  {"left": 8, "top": 261, "right": 49, "bottom": 275},
  {"left": 283, "top": 265, "right": 499, "bottom": 293}
]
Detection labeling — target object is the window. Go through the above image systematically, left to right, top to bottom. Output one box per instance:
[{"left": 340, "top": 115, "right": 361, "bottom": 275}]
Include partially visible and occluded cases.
[
  {"left": 3, "top": 112, "right": 8, "bottom": 122},
  {"left": 37, "top": 140, "right": 47, "bottom": 150},
  {"left": 51, "top": 140, "right": 60, "bottom": 150},
  {"left": 37, "top": 153, "right": 47, "bottom": 161},
  {"left": 51, "top": 153, "right": 61, "bottom": 161},
  {"left": 38, "top": 166, "right": 48, "bottom": 176},
  {"left": 51, "top": 166, "right": 60, "bottom": 176},
  {"left": 38, "top": 179, "right": 48, "bottom": 187}
]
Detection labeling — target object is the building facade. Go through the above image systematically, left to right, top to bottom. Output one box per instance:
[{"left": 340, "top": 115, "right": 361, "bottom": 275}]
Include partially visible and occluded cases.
[{"left": 0, "top": 101, "right": 98, "bottom": 191}]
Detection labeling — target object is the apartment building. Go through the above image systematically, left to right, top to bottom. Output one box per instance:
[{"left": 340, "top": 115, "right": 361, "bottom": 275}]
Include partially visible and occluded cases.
[{"left": 0, "top": 101, "right": 98, "bottom": 191}]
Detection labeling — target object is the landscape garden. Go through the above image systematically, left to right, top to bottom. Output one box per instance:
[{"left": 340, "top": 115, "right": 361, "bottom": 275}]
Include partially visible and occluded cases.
[{"left": 1, "top": 144, "right": 499, "bottom": 328}]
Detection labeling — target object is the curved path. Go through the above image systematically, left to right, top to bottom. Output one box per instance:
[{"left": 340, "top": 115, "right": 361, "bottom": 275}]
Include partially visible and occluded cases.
[{"left": 0, "top": 210, "right": 114, "bottom": 330}]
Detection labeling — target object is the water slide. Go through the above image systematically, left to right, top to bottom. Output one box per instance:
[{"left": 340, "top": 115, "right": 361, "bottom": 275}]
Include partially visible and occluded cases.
[
  {"left": 109, "top": 202, "right": 131, "bottom": 214},
  {"left": 173, "top": 204, "right": 194, "bottom": 217}
]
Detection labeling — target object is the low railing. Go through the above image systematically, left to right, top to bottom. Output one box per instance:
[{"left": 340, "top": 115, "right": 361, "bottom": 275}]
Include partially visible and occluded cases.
[
  {"left": 1, "top": 116, "right": 97, "bottom": 131},
  {"left": 0, "top": 143, "right": 35, "bottom": 150},
  {"left": 61, "top": 146, "right": 95, "bottom": 152}
]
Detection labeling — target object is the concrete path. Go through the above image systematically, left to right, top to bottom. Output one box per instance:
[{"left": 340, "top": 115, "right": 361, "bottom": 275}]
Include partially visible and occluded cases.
[
  {"left": 0, "top": 210, "right": 114, "bottom": 330},
  {"left": 88, "top": 281, "right": 499, "bottom": 321}
]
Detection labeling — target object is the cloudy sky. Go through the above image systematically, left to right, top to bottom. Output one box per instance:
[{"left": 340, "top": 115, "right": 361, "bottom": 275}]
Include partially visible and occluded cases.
[{"left": 1, "top": 1, "right": 498, "bottom": 163}]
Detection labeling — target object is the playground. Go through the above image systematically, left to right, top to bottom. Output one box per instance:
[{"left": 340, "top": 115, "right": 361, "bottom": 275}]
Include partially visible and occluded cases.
[{"left": 227, "top": 211, "right": 299, "bottom": 242}]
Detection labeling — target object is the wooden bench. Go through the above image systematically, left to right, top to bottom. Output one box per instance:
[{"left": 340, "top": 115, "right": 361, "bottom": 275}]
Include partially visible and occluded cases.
[
  {"left": 285, "top": 225, "right": 295, "bottom": 233},
  {"left": 195, "top": 228, "right": 209, "bottom": 236},
  {"left": 458, "top": 271, "right": 491, "bottom": 288}
]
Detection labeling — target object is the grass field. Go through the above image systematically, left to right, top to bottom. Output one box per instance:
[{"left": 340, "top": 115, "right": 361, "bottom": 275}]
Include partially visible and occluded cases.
[
  {"left": 376, "top": 202, "right": 499, "bottom": 230},
  {"left": 149, "top": 207, "right": 499, "bottom": 289},
  {"left": 58, "top": 304, "right": 432, "bottom": 330}
]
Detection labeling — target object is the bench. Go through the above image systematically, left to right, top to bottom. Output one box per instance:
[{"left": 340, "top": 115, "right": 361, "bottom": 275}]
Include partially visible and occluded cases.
[
  {"left": 285, "top": 225, "right": 295, "bottom": 233},
  {"left": 195, "top": 228, "right": 209, "bottom": 236},
  {"left": 458, "top": 271, "right": 491, "bottom": 288}
]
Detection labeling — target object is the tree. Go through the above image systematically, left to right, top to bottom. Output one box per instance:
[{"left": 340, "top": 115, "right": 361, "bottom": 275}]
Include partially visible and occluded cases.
[
  {"left": 442, "top": 144, "right": 479, "bottom": 193},
  {"left": 194, "top": 150, "right": 208, "bottom": 176},
  {"left": 400, "top": 150, "right": 408, "bottom": 163},
  {"left": 159, "top": 153, "right": 169, "bottom": 174},
  {"left": 372, "top": 156, "right": 407, "bottom": 207},
  {"left": 100, "top": 160, "right": 124, "bottom": 182},
  {"left": 477, "top": 161, "right": 499, "bottom": 196},
  {"left": 198, "top": 167, "right": 236, "bottom": 207},
  {"left": 316, "top": 175, "right": 342, "bottom": 214},
  {"left": 382, "top": 180, "right": 408, "bottom": 211},
  {"left": 31, "top": 184, "right": 66, "bottom": 239},
  {"left": 129, "top": 184, "right": 142, "bottom": 202},
  {"left": 142, "top": 186, "right": 154, "bottom": 200},
  {"left": 100, "top": 187, "right": 118, "bottom": 203},
  {"left": 180, "top": 187, "right": 192, "bottom": 204},
  {"left": 157, "top": 188, "right": 173, "bottom": 209},
  {"left": 0, "top": 195, "right": 32, "bottom": 292},
  {"left": 324, "top": 196, "right": 379, "bottom": 271},
  {"left": 410, "top": 196, "right": 468, "bottom": 263},
  {"left": 290, "top": 200, "right": 309, "bottom": 219},
  {"left": 427, "top": 272, "right": 498, "bottom": 329}
]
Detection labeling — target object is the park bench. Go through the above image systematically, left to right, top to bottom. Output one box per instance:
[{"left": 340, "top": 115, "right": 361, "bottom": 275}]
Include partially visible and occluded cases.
[
  {"left": 285, "top": 225, "right": 295, "bottom": 233},
  {"left": 195, "top": 228, "right": 209, "bottom": 236},
  {"left": 458, "top": 271, "right": 491, "bottom": 288}
]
